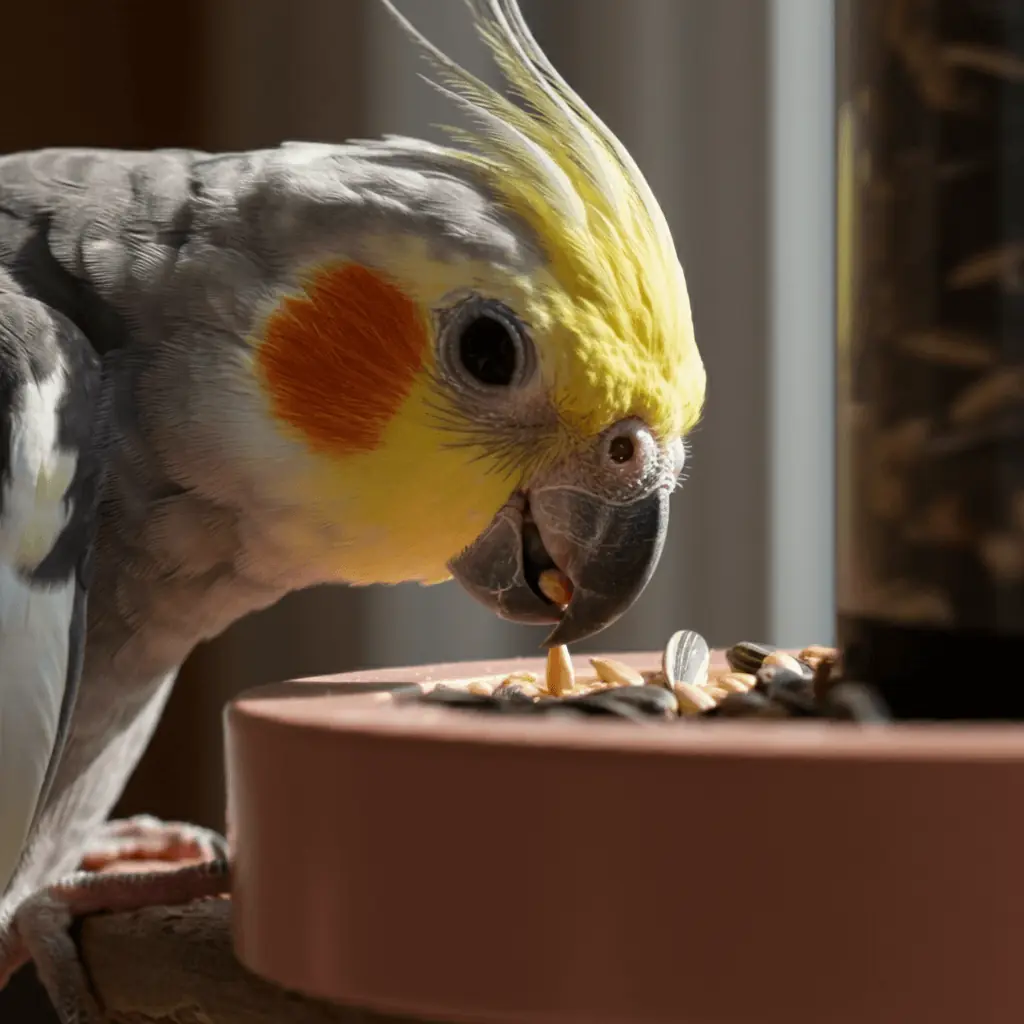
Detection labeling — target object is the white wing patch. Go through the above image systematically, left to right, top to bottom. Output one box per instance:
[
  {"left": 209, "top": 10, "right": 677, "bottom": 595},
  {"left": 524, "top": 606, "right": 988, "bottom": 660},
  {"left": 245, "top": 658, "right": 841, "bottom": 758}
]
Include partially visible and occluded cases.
[
  {"left": 0, "top": 356, "right": 80, "bottom": 895},
  {"left": 0, "top": 356, "right": 77, "bottom": 572},
  {"left": 0, "top": 567, "right": 74, "bottom": 894}
]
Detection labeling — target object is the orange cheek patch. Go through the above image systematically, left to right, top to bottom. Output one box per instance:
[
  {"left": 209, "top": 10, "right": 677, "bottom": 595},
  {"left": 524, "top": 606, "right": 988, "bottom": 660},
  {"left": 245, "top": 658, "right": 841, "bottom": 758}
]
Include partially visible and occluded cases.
[{"left": 256, "top": 262, "right": 429, "bottom": 454}]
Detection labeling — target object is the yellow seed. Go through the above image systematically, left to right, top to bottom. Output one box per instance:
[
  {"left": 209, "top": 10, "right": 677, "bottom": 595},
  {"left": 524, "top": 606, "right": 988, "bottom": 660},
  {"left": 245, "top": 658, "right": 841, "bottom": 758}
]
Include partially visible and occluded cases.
[
  {"left": 538, "top": 569, "right": 574, "bottom": 608},
  {"left": 546, "top": 645, "right": 575, "bottom": 696},
  {"left": 798, "top": 645, "right": 837, "bottom": 665},
  {"left": 590, "top": 657, "right": 645, "bottom": 688},
  {"left": 503, "top": 671, "right": 539, "bottom": 686},
  {"left": 717, "top": 673, "right": 755, "bottom": 694},
  {"left": 467, "top": 679, "right": 495, "bottom": 696},
  {"left": 673, "top": 680, "right": 717, "bottom": 714},
  {"left": 704, "top": 686, "right": 729, "bottom": 702}
]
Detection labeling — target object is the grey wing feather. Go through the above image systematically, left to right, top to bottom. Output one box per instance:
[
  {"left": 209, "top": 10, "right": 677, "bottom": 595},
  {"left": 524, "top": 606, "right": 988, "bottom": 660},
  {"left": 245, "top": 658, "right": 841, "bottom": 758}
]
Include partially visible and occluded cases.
[{"left": 0, "top": 280, "right": 107, "bottom": 895}]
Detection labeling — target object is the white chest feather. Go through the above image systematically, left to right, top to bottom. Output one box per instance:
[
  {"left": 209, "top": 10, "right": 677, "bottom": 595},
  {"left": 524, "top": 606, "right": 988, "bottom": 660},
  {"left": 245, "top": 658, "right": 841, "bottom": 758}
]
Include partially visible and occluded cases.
[
  {"left": 0, "top": 360, "right": 76, "bottom": 571},
  {"left": 0, "top": 568, "right": 74, "bottom": 894}
]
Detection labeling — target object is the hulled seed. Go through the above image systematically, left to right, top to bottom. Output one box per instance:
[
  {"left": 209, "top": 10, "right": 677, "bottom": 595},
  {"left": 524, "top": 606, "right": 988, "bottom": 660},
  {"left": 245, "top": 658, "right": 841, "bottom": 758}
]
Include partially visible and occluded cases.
[
  {"left": 538, "top": 569, "right": 574, "bottom": 608},
  {"left": 546, "top": 645, "right": 575, "bottom": 696},
  {"left": 798, "top": 645, "right": 838, "bottom": 667},
  {"left": 590, "top": 657, "right": 646, "bottom": 688},
  {"left": 717, "top": 672, "right": 757, "bottom": 693},
  {"left": 673, "top": 680, "right": 718, "bottom": 714}
]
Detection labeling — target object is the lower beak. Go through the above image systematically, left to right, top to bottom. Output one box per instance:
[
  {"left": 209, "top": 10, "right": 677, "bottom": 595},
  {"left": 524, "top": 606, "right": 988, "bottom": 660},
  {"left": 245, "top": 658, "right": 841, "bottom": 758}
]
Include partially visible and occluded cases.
[{"left": 448, "top": 485, "right": 669, "bottom": 646}]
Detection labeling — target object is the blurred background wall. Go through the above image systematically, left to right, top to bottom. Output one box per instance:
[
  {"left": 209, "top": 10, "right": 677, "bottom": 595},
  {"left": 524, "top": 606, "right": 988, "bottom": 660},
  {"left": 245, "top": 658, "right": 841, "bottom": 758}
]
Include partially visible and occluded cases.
[{"left": 1, "top": 0, "right": 834, "bottom": 1016}]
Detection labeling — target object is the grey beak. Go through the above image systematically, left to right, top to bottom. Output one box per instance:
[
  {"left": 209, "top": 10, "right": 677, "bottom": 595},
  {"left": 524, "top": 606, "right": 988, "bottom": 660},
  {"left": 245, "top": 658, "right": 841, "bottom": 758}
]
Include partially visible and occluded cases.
[{"left": 448, "top": 486, "right": 670, "bottom": 646}]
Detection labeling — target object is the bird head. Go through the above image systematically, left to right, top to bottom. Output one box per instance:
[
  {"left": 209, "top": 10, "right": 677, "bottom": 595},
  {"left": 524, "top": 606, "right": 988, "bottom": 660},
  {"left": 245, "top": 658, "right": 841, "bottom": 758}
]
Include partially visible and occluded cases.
[{"left": 250, "top": 0, "right": 705, "bottom": 645}]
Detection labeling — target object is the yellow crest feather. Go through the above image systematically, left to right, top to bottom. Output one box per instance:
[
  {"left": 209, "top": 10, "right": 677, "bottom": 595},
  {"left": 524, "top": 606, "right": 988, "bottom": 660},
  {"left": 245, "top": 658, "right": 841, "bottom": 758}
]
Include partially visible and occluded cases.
[{"left": 377, "top": 0, "right": 706, "bottom": 442}]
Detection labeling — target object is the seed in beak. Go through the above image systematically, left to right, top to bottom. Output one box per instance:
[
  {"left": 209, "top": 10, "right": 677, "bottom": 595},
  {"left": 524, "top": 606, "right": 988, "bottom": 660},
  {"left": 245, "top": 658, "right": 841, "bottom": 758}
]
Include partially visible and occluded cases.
[{"left": 538, "top": 568, "right": 574, "bottom": 609}]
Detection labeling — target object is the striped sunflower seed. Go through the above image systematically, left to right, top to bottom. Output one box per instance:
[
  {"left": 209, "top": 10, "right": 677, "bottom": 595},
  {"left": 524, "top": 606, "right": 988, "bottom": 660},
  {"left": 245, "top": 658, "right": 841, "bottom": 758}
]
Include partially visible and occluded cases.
[
  {"left": 662, "top": 630, "right": 711, "bottom": 689},
  {"left": 725, "top": 641, "right": 776, "bottom": 674}
]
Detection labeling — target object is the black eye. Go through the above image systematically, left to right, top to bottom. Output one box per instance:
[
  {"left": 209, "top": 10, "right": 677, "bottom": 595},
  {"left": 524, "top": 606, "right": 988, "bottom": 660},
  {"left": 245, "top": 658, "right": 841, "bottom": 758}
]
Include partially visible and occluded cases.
[{"left": 458, "top": 314, "right": 519, "bottom": 387}]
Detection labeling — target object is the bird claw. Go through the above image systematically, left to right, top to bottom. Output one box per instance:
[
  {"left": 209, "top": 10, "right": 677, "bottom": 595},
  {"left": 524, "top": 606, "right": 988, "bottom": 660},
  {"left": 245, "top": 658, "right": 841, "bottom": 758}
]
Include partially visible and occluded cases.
[
  {"left": 79, "top": 814, "right": 228, "bottom": 872},
  {"left": 0, "top": 816, "right": 231, "bottom": 1023},
  {"left": 1, "top": 860, "right": 230, "bottom": 1023},
  {"left": 12, "top": 885, "right": 104, "bottom": 1024}
]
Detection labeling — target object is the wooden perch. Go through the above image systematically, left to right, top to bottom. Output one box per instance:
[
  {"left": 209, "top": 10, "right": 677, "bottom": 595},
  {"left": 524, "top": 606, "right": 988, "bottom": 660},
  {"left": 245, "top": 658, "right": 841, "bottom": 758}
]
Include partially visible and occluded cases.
[{"left": 80, "top": 899, "right": 429, "bottom": 1024}]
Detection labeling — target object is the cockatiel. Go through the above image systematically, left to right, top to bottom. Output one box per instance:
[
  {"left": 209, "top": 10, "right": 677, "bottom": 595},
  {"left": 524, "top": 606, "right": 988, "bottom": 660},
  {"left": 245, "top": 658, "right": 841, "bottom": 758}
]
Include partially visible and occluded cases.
[{"left": 0, "top": 0, "right": 704, "bottom": 1019}]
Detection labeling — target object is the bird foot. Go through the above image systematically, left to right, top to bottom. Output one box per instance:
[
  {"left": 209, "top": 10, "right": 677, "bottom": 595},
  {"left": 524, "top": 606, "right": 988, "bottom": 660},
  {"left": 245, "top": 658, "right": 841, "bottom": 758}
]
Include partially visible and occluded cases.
[
  {"left": 79, "top": 814, "right": 228, "bottom": 872},
  {"left": 0, "top": 816, "right": 231, "bottom": 1023}
]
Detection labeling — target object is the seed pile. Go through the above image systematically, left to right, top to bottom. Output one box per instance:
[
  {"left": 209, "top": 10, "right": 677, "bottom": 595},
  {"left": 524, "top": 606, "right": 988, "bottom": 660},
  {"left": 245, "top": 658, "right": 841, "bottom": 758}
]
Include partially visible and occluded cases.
[{"left": 403, "top": 631, "right": 890, "bottom": 725}]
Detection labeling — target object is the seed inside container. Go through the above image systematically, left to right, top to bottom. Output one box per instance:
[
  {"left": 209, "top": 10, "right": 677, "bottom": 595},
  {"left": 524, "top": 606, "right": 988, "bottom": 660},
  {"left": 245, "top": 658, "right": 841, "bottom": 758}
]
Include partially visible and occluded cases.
[
  {"left": 538, "top": 569, "right": 574, "bottom": 608},
  {"left": 405, "top": 633, "right": 893, "bottom": 725},
  {"left": 546, "top": 644, "right": 575, "bottom": 697},
  {"left": 590, "top": 657, "right": 645, "bottom": 688}
]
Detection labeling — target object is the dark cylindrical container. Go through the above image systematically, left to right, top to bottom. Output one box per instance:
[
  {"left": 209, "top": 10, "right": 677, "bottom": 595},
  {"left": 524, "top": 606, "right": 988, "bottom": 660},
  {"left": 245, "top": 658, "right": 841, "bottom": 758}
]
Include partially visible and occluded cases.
[{"left": 836, "top": 0, "right": 1024, "bottom": 718}]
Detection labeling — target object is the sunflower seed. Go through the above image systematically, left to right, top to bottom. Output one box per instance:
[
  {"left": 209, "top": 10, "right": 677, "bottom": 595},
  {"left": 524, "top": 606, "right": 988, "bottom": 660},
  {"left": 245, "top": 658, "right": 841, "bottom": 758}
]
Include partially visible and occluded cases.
[
  {"left": 663, "top": 630, "right": 711, "bottom": 689},
  {"left": 725, "top": 641, "right": 776, "bottom": 674},
  {"left": 590, "top": 657, "right": 646, "bottom": 688},
  {"left": 567, "top": 686, "right": 678, "bottom": 721},
  {"left": 418, "top": 687, "right": 502, "bottom": 711},
  {"left": 704, "top": 691, "right": 772, "bottom": 717}
]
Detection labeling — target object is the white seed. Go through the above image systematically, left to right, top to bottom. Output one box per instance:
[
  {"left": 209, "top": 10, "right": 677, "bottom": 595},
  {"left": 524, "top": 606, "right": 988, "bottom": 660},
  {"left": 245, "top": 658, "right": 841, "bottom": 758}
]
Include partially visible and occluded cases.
[
  {"left": 663, "top": 630, "right": 711, "bottom": 689},
  {"left": 546, "top": 645, "right": 575, "bottom": 697},
  {"left": 590, "top": 657, "right": 645, "bottom": 688},
  {"left": 467, "top": 679, "right": 495, "bottom": 696},
  {"left": 673, "top": 680, "right": 717, "bottom": 714}
]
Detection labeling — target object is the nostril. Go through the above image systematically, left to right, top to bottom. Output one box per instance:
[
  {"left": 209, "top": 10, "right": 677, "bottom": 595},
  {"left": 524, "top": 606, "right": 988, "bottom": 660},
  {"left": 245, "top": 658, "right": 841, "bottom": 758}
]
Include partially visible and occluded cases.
[{"left": 608, "top": 434, "right": 635, "bottom": 464}]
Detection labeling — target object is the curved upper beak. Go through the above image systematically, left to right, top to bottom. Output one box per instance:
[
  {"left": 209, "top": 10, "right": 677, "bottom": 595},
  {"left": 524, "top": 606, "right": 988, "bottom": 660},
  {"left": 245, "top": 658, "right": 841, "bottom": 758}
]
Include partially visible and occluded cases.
[{"left": 448, "top": 484, "right": 669, "bottom": 647}]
